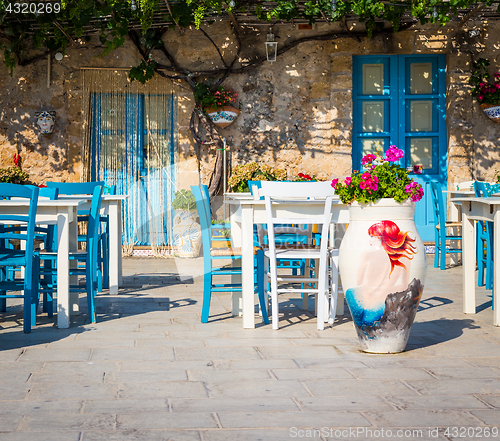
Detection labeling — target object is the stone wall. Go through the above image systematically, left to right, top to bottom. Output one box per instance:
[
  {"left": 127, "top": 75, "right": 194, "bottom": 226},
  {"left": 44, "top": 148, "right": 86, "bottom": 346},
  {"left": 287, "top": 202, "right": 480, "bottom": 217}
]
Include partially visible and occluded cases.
[{"left": 1, "top": 20, "right": 500, "bottom": 189}]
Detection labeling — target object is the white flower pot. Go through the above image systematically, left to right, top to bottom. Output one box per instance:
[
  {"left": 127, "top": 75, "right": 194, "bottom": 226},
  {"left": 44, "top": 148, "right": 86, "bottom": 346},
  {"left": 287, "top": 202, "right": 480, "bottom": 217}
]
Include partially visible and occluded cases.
[
  {"left": 480, "top": 104, "right": 500, "bottom": 123},
  {"left": 207, "top": 106, "right": 240, "bottom": 128},
  {"left": 339, "top": 199, "right": 427, "bottom": 353},
  {"left": 172, "top": 210, "right": 202, "bottom": 258}
]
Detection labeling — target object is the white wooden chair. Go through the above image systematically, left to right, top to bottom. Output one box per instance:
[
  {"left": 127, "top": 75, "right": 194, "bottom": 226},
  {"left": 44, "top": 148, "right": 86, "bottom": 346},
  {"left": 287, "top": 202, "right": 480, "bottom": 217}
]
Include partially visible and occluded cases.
[{"left": 260, "top": 181, "right": 339, "bottom": 330}]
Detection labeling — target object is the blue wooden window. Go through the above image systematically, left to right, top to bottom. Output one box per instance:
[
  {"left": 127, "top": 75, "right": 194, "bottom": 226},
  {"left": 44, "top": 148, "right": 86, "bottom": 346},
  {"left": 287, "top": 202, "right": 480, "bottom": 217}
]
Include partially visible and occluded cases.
[{"left": 353, "top": 55, "right": 447, "bottom": 241}]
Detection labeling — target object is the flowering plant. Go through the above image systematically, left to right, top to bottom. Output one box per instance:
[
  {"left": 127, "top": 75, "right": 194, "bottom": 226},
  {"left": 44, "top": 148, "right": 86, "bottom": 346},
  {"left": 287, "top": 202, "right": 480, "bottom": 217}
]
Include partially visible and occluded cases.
[
  {"left": 469, "top": 58, "right": 500, "bottom": 106},
  {"left": 194, "top": 82, "right": 240, "bottom": 112},
  {"left": 331, "top": 145, "right": 424, "bottom": 205},
  {"left": 227, "top": 162, "right": 287, "bottom": 193},
  {"left": 293, "top": 172, "right": 316, "bottom": 182}
]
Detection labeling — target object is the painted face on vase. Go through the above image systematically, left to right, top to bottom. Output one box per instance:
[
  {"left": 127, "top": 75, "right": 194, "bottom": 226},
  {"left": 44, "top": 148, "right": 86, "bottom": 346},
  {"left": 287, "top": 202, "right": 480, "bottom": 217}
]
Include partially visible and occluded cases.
[{"left": 36, "top": 111, "right": 55, "bottom": 134}]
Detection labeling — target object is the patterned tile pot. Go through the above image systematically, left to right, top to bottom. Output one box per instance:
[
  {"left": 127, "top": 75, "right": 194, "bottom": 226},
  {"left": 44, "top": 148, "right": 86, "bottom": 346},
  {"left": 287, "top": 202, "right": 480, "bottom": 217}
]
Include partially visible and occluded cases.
[
  {"left": 481, "top": 104, "right": 500, "bottom": 123},
  {"left": 207, "top": 106, "right": 240, "bottom": 128},
  {"left": 339, "top": 199, "right": 427, "bottom": 353},
  {"left": 172, "top": 210, "right": 202, "bottom": 258}
]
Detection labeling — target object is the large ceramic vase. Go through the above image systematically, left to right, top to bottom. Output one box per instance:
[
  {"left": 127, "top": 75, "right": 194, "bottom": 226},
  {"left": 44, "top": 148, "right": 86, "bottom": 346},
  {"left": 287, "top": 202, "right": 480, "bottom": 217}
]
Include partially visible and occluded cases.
[
  {"left": 339, "top": 199, "right": 426, "bottom": 353},
  {"left": 172, "top": 210, "right": 202, "bottom": 258}
]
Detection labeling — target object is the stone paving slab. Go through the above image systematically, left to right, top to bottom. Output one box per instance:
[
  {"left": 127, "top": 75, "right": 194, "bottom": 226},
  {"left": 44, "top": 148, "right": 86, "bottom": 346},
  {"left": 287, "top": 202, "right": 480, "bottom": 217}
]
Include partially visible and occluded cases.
[
  {"left": 1, "top": 258, "right": 499, "bottom": 440},
  {"left": 81, "top": 430, "right": 202, "bottom": 441}
]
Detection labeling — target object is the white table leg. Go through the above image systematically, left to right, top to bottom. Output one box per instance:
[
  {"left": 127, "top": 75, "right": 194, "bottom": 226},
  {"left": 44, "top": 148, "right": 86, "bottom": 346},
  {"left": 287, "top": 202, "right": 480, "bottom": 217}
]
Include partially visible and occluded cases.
[
  {"left": 108, "top": 201, "right": 120, "bottom": 294},
  {"left": 117, "top": 201, "right": 123, "bottom": 287},
  {"left": 229, "top": 204, "right": 242, "bottom": 316},
  {"left": 241, "top": 205, "right": 255, "bottom": 328},
  {"left": 462, "top": 208, "right": 476, "bottom": 314},
  {"left": 69, "top": 209, "right": 79, "bottom": 314},
  {"left": 57, "top": 210, "right": 70, "bottom": 329},
  {"left": 494, "top": 210, "right": 500, "bottom": 326}
]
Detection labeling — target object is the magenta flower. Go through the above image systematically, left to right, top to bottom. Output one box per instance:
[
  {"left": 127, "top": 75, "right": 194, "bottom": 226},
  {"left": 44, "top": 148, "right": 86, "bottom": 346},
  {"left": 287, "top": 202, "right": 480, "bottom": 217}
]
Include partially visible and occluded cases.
[
  {"left": 385, "top": 146, "right": 405, "bottom": 162},
  {"left": 361, "top": 154, "right": 377, "bottom": 166},
  {"left": 344, "top": 177, "right": 352, "bottom": 186},
  {"left": 331, "top": 178, "right": 339, "bottom": 188}
]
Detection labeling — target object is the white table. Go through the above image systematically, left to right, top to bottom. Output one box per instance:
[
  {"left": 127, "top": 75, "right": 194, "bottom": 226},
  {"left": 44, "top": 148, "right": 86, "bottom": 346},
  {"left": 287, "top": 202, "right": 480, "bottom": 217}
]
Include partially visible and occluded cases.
[
  {"left": 226, "top": 194, "right": 349, "bottom": 328},
  {"left": 58, "top": 195, "right": 127, "bottom": 294},
  {"left": 451, "top": 197, "right": 500, "bottom": 326},
  {"left": 0, "top": 198, "right": 84, "bottom": 328}
]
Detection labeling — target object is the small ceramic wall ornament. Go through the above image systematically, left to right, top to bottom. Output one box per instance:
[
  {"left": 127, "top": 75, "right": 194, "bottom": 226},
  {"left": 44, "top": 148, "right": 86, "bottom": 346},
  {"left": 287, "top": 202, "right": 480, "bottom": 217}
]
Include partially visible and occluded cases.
[{"left": 35, "top": 111, "right": 56, "bottom": 134}]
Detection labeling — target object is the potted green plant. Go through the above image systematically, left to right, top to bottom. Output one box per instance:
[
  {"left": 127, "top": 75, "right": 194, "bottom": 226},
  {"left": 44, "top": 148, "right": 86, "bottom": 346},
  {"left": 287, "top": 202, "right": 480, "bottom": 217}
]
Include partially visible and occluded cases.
[
  {"left": 469, "top": 58, "right": 500, "bottom": 123},
  {"left": 194, "top": 82, "right": 241, "bottom": 128},
  {"left": 332, "top": 146, "right": 426, "bottom": 353},
  {"left": 227, "top": 162, "right": 287, "bottom": 193},
  {"left": 0, "top": 166, "right": 29, "bottom": 184},
  {"left": 172, "top": 189, "right": 201, "bottom": 258}
]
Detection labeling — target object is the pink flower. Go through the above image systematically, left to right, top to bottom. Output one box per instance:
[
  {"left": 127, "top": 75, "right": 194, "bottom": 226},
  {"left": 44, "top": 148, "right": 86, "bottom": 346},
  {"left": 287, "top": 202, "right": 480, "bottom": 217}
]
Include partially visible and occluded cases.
[
  {"left": 385, "top": 146, "right": 405, "bottom": 162},
  {"left": 361, "top": 154, "right": 377, "bottom": 166},
  {"left": 361, "top": 172, "right": 371, "bottom": 180},
  {"left": 344, "top": 177, "right": 352, "bottom": 186},
  {"left": 331, "top": 178, "right": 339, "bottom": 188}
]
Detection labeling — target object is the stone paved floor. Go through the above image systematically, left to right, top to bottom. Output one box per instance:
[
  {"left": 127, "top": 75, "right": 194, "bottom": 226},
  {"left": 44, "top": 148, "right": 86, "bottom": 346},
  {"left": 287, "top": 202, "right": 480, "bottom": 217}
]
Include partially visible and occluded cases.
[{"left": 0, "top": 257, "right": 499, "bottom": 441}]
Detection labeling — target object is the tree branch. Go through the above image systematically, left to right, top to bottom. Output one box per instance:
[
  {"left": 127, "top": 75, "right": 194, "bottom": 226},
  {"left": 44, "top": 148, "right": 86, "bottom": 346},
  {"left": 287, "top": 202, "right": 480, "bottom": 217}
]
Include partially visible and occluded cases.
[
  {"left": 458, "top": 4, "right": 486, "bottom": 28},
  {"left": 199, "top": 27, "right": 229, "bottom": 68},
  {"left": 18, "top": 50, "right": 53, "bottom": 67}
]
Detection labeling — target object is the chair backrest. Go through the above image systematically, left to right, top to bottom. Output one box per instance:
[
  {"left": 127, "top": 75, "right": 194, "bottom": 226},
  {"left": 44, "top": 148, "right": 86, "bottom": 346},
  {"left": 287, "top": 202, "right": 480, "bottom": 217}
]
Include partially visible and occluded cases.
[
  {"left": 46, "top": 181, "right": 104, "bottom": 195},
  {"left": 260, "top": 181, "right": 334, "bottom": 258},
  {"left": 429, "top": 181, "right": 445, "bottom": 228},
  {"left": 456, "top": 181, "right": 476, "bottom": 191},
  {"left": 474, "top": 181, "right": 500, "bottom": 198},
  {"left": 474, "top": 181, "right": 490, "bottom": 198},
  {"left": 0, "top": 184, "right": 39, "bottom": 263},
  {"left": 25, "top": 185, "right": 59, "bottom": 200},
  {"left": 191, "top": 185, "right": 213, "bottom": 250},
  {"left": 86, "top": 186, "right": 104, "bottom": 268}
]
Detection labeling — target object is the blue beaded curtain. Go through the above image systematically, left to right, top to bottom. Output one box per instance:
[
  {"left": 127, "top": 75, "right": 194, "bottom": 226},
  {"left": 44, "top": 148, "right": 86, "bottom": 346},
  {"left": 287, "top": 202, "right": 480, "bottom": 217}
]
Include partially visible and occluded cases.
[{"left": 82, "top": 69, "right": 177, "bottom": 255}]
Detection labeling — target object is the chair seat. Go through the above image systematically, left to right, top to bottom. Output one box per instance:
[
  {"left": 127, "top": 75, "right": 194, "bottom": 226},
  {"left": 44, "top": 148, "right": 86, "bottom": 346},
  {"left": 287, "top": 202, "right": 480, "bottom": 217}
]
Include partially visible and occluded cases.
[
  {"left": 436, "top": 221, "right": 462, "bottom": 230},
  {"left": 210, "top": 246, "right": 261, "bottom": 257},
  {"left": 264, "top": 246, "right": 337, "bottom": 260},
  {"left": 0, "top": 250, "right": 28, "bottom": 266}
]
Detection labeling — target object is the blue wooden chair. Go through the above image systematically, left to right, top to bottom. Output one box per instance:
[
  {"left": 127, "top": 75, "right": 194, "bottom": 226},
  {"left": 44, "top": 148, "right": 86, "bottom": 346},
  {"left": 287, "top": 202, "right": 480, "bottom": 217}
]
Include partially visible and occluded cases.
[
  {"left": 46, "top": 181, "right": 110, "bottom": 292},
  {"left": 430, "top": 181, "right": 462, "bottom": 270},
  {"left": 474, "top": 182, "right": 500, "bottom": 290},
  {"left": 474, "top": 182, "right": 494, "bottom": 289},
  {"left": 0, "top": 184, "right": 40, "bottom": 333},
  {"left": 39, "top": 185, "right": 104, "bottom": 323},
  {"left": 191, "top": 185, "right": 269, "bottom": 324},
  {"left": 25, "top": 186, "right": 59, "bottom": 317}
]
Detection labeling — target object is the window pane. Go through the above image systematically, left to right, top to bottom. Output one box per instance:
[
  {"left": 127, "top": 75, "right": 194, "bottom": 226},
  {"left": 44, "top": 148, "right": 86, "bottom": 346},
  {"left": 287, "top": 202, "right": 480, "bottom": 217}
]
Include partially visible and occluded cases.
[
  {"left": 410, "top": 63, "right": 433, "bottom": 94},
  {"left": 362, "top": 64, "right": 384, "bottom": 95},
  {"left": 362, "top": 101, "right": 385, "bottom": 132},
  {"left": 410, "top": 101, "right": 433, "bottom": 132},
  {"left": 410, "top": 138, "right": 433, "bottom": 169},
  {"left": 362, "top": 139, "right": 384, "bottom": 158}
]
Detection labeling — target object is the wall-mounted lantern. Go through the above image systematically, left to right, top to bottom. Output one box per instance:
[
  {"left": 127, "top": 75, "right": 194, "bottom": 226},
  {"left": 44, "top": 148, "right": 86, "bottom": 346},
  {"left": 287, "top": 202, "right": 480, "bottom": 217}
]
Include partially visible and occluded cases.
[
  {"left": 265, "top": 30, "right": 278, "bottom": 63},
  {"left": 35, "top": 111, "right": 56, "bottom": 134}
]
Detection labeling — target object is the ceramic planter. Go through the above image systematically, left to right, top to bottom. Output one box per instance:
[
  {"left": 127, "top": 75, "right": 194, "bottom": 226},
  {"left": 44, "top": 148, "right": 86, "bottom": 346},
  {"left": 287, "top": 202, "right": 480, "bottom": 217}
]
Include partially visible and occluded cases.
[
  {"left": 480, "top": 104, "right": 500, "bottom": 123},
  {"left": 207, "top": 106, "right": 240, "bottom": 128},
  {"left": 339, "top": 198, "right": 427, "bottom": 353},
  {"left": 172, "top": 210, "right": 202, "bottom": 258}
]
